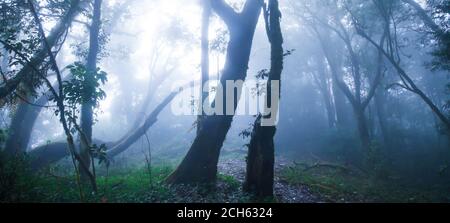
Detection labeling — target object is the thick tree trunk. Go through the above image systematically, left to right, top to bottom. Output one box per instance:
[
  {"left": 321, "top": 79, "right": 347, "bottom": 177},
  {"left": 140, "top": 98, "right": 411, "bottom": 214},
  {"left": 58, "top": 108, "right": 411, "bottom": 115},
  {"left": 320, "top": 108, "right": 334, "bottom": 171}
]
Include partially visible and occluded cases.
[
  {"left": 79, "top": 0, "right": 102, "bottom": 178},
  {"left": 166, "top": 0, "right": 262, "bottom": 184},
  {"left": 244, "top": 0, "right": 283, "bottom": 198},
  {"left": 4, "top": 77, "right": 70, "bottom": 155},
  {"left": 4, "top": 97, "right": 31, "bottom": 155},
  {"left": 244, "top": 116, "right": 276, "bottom": 197}
]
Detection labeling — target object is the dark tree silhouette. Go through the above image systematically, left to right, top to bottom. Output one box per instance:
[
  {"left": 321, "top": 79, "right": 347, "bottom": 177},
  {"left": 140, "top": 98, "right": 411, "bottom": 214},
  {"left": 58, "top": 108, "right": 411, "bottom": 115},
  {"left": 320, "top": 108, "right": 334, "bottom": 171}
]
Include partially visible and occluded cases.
[
  {"left": 166, "top": 0, "right": 263, "bottom": 184},
  {"left": 244, "top": 0, "right": 284, "bottom": 198}
]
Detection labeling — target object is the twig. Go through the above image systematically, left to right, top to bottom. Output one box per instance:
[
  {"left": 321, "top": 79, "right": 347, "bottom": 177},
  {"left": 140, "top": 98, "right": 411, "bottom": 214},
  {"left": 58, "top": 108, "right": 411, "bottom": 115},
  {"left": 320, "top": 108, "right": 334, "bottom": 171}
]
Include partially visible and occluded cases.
[{"left": 143, "top": 132, "right": 152, "bottom": 187}]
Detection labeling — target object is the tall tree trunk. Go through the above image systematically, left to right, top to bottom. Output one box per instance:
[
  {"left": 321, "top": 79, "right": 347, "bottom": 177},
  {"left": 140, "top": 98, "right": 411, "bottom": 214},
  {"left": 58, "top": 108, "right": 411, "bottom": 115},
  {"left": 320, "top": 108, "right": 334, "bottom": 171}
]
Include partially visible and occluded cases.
[
  {"left": 28, "top": 0, "right": 97, "bottom": 192},
  {"left": 79, "top": 0, "right": 102, "bottom": 178},
  {"left": 166, "top": 0, "right": 262, "bottom": 184},
  {"left": 244, "top": 0, "right": 283, "bottom": 198},
  {"left": 197, "top": 1, "right": 211, "bottom": 135},
  {"left": 311, "top": 20, "right": 387, "bottom": 151},
  {"left": 318, "top": 32, "right": 349, "bottom": 129},
  {"left": 330, "top": 43, "right": 350, "bottom": 129},
  {"left": 314, "top": 55, "right": 336, "bottom": 128},
  {"left": 333, "top": 80, "right": 349, "bottom": 128},
  {"left": 374, "top": 88, "right": 390, "bottom": 147},
  {"left": 323, "top": 89, "right": 336, "bottom": 128},
  {"left": 4, "top": 95, "right": 31, "bottom": 155},
  {"left": 354, "top": 106, "right": 370, "bottom": 150}
]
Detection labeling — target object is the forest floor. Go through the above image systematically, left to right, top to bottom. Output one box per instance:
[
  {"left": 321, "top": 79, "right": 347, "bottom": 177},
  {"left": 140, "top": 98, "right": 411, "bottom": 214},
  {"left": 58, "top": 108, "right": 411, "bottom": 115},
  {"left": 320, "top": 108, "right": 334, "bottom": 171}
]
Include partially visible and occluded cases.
[
  {"left": 3, "top": 150, "right": 450, "bottom": 203},
  {"left": 218, "top": 152, "right": 450, "bottom": 203},
  {"left": 217, "top": 157, "right": 322, "bottom": 203}
]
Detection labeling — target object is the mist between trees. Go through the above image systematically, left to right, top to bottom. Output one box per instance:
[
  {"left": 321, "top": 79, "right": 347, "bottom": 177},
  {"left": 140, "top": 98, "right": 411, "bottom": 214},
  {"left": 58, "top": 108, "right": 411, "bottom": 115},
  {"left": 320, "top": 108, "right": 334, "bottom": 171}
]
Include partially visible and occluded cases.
[
  {"left": 0, "top": 0, "right": 449, "bottom": 202},
  {"left": 171, "top": 79, "right": 280, "bottom": 126}
]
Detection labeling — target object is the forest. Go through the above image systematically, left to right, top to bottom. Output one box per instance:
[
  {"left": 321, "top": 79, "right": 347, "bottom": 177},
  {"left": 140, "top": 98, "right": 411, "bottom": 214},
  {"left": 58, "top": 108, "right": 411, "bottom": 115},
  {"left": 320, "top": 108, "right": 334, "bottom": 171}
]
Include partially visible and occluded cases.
[{"left": 0, "top": 0, "right": 449, "bottom": 203}]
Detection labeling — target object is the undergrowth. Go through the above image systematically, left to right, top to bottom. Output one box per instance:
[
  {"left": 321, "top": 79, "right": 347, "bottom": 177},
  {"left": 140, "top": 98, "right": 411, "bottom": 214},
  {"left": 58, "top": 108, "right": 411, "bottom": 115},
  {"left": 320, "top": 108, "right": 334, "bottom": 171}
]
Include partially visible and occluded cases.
[
  {"left": 0, "top": 155, "right": 249, "bottom": 203},
  {"left": 280, "top": 163, "right": 450, "bottom": 203}
]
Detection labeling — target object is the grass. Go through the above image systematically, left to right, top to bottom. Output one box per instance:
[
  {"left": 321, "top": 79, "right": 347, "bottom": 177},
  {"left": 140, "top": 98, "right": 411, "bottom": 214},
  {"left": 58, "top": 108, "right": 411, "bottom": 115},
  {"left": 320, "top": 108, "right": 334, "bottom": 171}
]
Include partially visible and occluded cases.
[
  {"left": 4, "top": 150, "right": 450, "bottom": 203},
  {"left": 1, "top": 161, "right": 251, "bottom": 203},
  {"left": 280, "top": 163, "right": 450, "bottom": 203},
  {"left": 30, "top": 166, "right": 174, "bottom": 203},
  {"left": 218, "top": 174, "right": 241, "bottom": 190}
]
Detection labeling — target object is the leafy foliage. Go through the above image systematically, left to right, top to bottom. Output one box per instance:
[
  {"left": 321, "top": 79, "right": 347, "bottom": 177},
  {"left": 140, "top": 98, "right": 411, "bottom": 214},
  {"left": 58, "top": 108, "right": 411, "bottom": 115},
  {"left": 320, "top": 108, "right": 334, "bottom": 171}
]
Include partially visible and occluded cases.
[
  {"left": 0, "top": 0, "right": 75, "bottom": 105},
  {"left": 429, "top": 0, "right": 450, "bottom": 71},
  {"left": 210, "top": 28, "right": 229, "bottom": 54},
  {"left": 63, "top": 62, "right": 107, "bottom": 108},
  {"left": 255, "top": 69, "right": 270, "bottom": 80},
  {"left": 239, "top": 124, "right": 254, "bottom": 139},
  {"left": 90, "top": 143, "right": 110, "bottom": 167},
  {"left": 0, "top": 152, "right": 38, "bottom": 202},
  {"left": 4, "top": 165, "right": 248, "bottom": 203}
]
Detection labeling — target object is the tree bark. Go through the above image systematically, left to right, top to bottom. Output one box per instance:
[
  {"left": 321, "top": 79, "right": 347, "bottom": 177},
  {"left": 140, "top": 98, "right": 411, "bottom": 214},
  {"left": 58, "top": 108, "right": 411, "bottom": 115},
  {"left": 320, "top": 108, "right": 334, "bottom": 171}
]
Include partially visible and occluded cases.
[
  {"left": 79, "top": 0, "right": 102, "bottom": 179},
  {"left": 166, "top": 0, "right": 262, "bottom": 184},
  {"left": 244, "top": 0, "right": 283, "bottom": 198},
  {"left": 4, "top": 98, "right": 32, "bottom": 155},
  {"left": 354, "top": 106, "right": 371, "bottom": 150}
]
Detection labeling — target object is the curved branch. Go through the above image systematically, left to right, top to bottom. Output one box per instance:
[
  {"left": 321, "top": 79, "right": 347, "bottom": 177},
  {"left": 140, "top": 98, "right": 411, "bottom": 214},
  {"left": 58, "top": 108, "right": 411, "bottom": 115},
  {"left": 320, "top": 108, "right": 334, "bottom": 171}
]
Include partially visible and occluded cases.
[
  {"left": 0, "top": 0, "right": 86, "bottom": 99},
  {"left": 210, "top": 0, "right": 239, "bottom": 28},
  {"left": 356, "top": 24, "right": 450, "bottom": 130},
  {"left": 28, "top": 87, "right": 185, "bottom": 170},
  {"left": 106, "top": 88, "right": 182, "bottom": 157}
]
